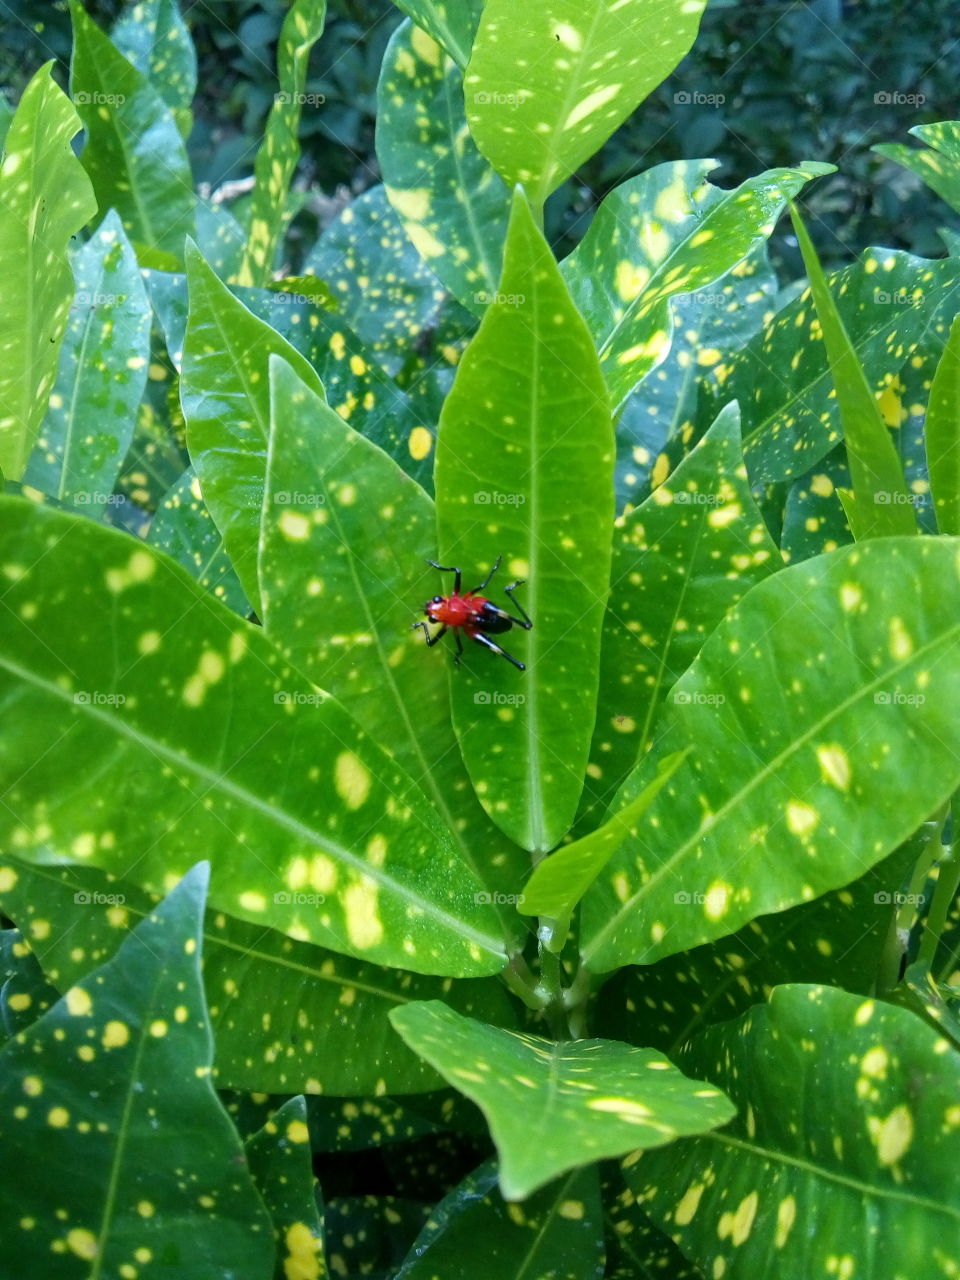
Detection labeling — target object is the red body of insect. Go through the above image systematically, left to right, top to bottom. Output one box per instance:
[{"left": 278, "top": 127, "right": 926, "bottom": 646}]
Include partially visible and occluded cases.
[{"left": 412, "top": 556, "right": 532, "bottom": 670}]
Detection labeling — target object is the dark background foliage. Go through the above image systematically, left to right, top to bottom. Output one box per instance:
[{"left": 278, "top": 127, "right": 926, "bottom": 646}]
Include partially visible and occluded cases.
[{"left": 2, "top": 0, "right": 958, "bottom": 270}]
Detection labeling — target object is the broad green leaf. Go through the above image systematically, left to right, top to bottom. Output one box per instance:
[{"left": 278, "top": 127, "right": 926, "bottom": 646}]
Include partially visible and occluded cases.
[
  {"left": 69, "top": 0, "right": 196, "bottom": 257},
  {"left": 111, "top": 0, "right": 197, "bottom": 139},
  {"left": 236, "top": 0, "right": 327, "bottom": 286},
  {"left": 392, "top": 0, "right": 483, "bottom": 68},
  {"left": 464, "top": 0, "right": 707, "bottom": 210},
  {"left": 378, "top": 19, "right": 510, "bottom": 316},
  {"left": 0, "top": 64, "right": 96, "bottom": 479},
  {"left": 875, "top": 121, "right": 960, "bottom": 216},
  {"left": 561, "top": 161, "right": 832, "bottom": 410},
  {"left": 304, "top": 184, "right": 454, "bottom": 378},
  {"left": 436, "top": 189, "right": 615, "bottom": 853},
  {"left": 196, "top": 197, "right": 248, "bottom": 277},
  {"left": 790, "top": 203, "right": 915, "bottom": 538},
  {"left": 23, "top": 210, "right": 151, "bottom": 506},
  {"left": 181, "top": 242, "right": 324, "bottom": 613},
  {"left": 719, "top": 250, "right": 960, "bottom": 483},
  {"left": 925, "top": 312, "right": 960, "bottom": 535},
  {"left": 261, "top": 358, "right": 530, "bottom": 924},
  {"left": 578, "top": 404, "right": 781, "bottom": 834},
  {"left": 780, "top": 445, "right": 853, "bottom": 564},
  {"left": 147, "top": 464, "right": 250, "bottom": 615},
  {"left": 0, "top": 495, "right": 507, "bottom": 978},
  {"left": 581, "top": 536, "right": 960, "bottom": 971},
  {"left": 520, "top": 752, "right": 688, "bottom": 924},
  {"left": 0, "top": 858, "right": 518, "bottom": 1095},
  {"left": 0, "top": 863, "right": 276, "bottom": 1279},
  {"left": 0, "top": 929, "right": 59, "bottom": 1038},
  {"left": 629, "top": 986, "right": 960, "bottom": 1279},
  {"left": 389, "top": 1001, "right": 734, "bottom": 1200},
  {"left": 246, "top": 1096, "right": 327, "bottom": 1280},
  {"left": 396, "top": 1158, "right": 604, "bottom": 1279},
  {"left": 601, "top": 1163, "right": 703, "bottom": 1280},
  {"left": 325, "top": 1195, "right": 429, "bottom": 1276}
]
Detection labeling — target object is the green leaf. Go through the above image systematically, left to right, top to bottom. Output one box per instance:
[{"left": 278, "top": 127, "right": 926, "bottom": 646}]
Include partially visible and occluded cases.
[
  {"left": 69, "top": 0, "right": 196, "bottom": 257},
  {"left": 111, "top": 0, "right": 197, "bottom": 139},
  {"left": 236, "top": 0, "right": 327, "bottom": 286},
  {"left": 392, "top": 0, "right": 483, "bottom": 69},
  {"left": 464, "top": 0, "right": 707, "bottom": 210},
  {"left": 378, "top": 19, "right": 510, "bottom": 316},
  {"left": 0, "top": 64, "right": 96, "bottom": 480},
  {"left": 875, "top": 121, "right": 960, "bottom": 216},
  {"left": 561, "top": 161, "right": 832, "bottom": 410},
  {"left": 436, "top": 188, "right": 615, "bottom": 853},
  {"left": 789, "top": 203, "right": 916, "bottom": 538},
  {"left": 22, "top": 210, "right": 151, "bottom": 506},
  {"left": 181, "top": 241, "right": 324, "bottom": 613},
  {"left": 267, "top": 274, "right": 338, "bottom": 310},
  {"left": 925, "top": 312, "right": 960, "bottom": 535},
  {"left": 261, "top": 357, "right": 530, "bottom": 921},
  {"left": 578, "top": 404, "right": 781, "bottom": 834},
  {"left": 0, "top": 495, "right": 507, "bottom": 978},
  {"left": 581, "top": 536, "right": 960, "bottom": 971},
  {"left": 520, "top": 751, "right": 688, "bottom": 923},
  {"left": 0, "top": 858, "right": 518, "bottom": 1095},
  {"left": 0, "top": 863, "right": 277, "bottom": 1278},
  {"left": 0, "top": 929, "right": 59, "bottom": 1038},
  {"left": 628, "top": 985, "right": 960, "bottom": 1280},
  {"left": 389, "top": 1001, "right": 734, "bottom": 1200},
  {"left": 246, "top": 1095, "right": 327, "bottom": 1280},
  {"left": 396, "top": 1158, "right": 604, "bottom": 1279},
  {"left": 601, "top": 1162, "right": 703, "bottom": 1280}
]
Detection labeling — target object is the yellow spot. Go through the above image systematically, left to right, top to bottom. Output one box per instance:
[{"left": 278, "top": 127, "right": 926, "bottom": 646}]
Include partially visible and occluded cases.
[
  {"left": 553, "top": 21, "right": 583, "bottom": 51},
  {"left": 410, "top": 24, "right": 442, "bottom": 66},
  {"left": 564, "top": 84, "right": 622, "bottom": 131},
  {"left": 405, "top": 222, "right": 445, "bottom": 259},
  {"left": 615, "top": 259, "right": 650, "bottom": 302},
  {"left": 329, "top": 331, "right": 346, "bottom": 360},
  {"left": 349, "top": 354, "right": 367, "bottom": 376},
  {"left": 408, "top": 426, "right": 433, "bottom": 460},
  {"left": 651, "top": 453, "right": 671, "bottom": 488},
  {"left": 811, "top": 473, "right": 834, "bottom": 497},
  {"left": 338, "top": 483, "right": 357, "bottom": 506},
  {"left": 707, "top": 502, "right": 741, "bottom": 529},
  {"left": 279, "top": 511, "right": 311, "bottom": 541},
  {"left": 105, "top": 549, "right": 156, "bottom": 594},
  {"left": 840, "top": 583, "right": 862, "bottom": 611},
  {"left": 888, "top": 616, "right": 913, "bottom": 660},
  {"left": 138, "top": 630, "right": 161, "bottom": 655},
  {"left": 612, "top": 716, "right": 636, "bottom": 733},
  {"left": 817, "top": 744, "right": 850, "bottom": 790},
  {"left": 336, "top": 752, "right": 371, "bottom": 809},
  {"left": 786, "top": 801, "right": 819, "bottom": 837},
  {"left": 71, "top": 833, "right": 96, "bottom": 857},
  {"left": 366, "top": 835, "right": 388, "bottom": 868},
  {"left": 310, "top": 855, "right": 338, "bottom": 893},
  {"left": 0, "top": 866, "right": 15, "bottom": 892},
  {"left": 344, "top": 878, "right": 384, "bottom": 949},
  {"left": 704, "top": 882, "right": 732, "bottom": 920},
  {"left": 239, "top": 891, "right": 268, "bottom": 912},
  {"left": 66, "top": 987, "right": 93, "bottom": 1017},
  {"left": 855, "top": 1000, "right": 875, "bottom": 1025},
  {"left": 149, "top": 1020, "right": 168, "bottom": 1038},
  {"left": 102, "top": 1021, "right": 130, "bottom": 1049},
  {"left": 861, "top": 1047, "right": 888, "bottom": 1077},
  {"left": 23, "top": 1076, "right": 43, "bottom": 1097},
  {"left": 587, "top": 1097, "right": 652, "bottom": 1120},
  {"left": 872, "top": 1104, "right": 913, "bottom": 1164},
  {"left": 48, "top": 1107, "right": 70, "bottom": 1128},
  {"left": 287, "top": 1119, "right": 310, "bottom": 1144},
  {"left": 675, "top": 1182, "right": 705, "bottom": 1225},
  {"left": 718, "top": 1191, "right": 758, "bottom": 1246},
  {"left": 775, "top": 1196, "right": 796, "bottom": 1248},
  {"left": 558, "top": 1199, "right": 584, "bottom": 1220},
  {"left": 137, "top": 1201, "right": 155, "bottom": 1218},
  {"left": 283, "top": 1221, "right": 322, "bottom": 1279},
  {"left": 66, "top": 1228, "right": 98, "bottom": 1260}
]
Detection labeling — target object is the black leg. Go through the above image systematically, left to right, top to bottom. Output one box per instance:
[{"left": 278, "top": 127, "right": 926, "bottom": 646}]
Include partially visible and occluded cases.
[
  {"left": 470, "top": 554, "right": 502, "bottom": 594},
  {"left": 427, "top": 559, "right": 461, "bottom": 594},
  {"left": 503, "top": 580, "right": 533, "bottom": 629},
  {"left": 411, "top": 620, "right": 447, "bottom": 647},
  {"left": 470, "top": 630, "right": 525, "bottom": 671},
  {"left": 454, "top": 631, "right": 464, "bottom": 666}
]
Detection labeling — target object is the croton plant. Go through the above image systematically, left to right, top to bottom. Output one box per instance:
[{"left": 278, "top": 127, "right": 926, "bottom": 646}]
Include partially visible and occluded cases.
[{"left": 1, "top": 1, "right": 959, "bottom": 1277}]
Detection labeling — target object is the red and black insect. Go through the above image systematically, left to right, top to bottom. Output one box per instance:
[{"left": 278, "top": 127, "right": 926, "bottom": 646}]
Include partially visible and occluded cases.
[{"left": 412, "top": 556, "right": 532, "bottom": 671}]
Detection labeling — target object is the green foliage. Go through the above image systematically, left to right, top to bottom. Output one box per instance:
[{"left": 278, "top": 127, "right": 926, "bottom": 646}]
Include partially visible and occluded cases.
[{"left": 2, "top": 4, "right": 960, "bottom": 1276}]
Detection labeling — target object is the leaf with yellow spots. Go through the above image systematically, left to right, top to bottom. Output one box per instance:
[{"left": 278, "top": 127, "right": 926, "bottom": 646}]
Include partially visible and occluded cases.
[
  {"left": 69, "top": 0, "right": 195, "bottom": 258},
  {"left": 111, "top": 0, "right": 197, "bottom": 140},
  {"left": 235, "top": 0, "right": 327, "bottom": 286},
  {"left": 393, "top": 0, "right": 483, "bottom": 69},
  {"left": 464, "top": 0, "right": 708, "bottom": 210},
  {"left": 378, "top": 19, "right": 510, "bottom": 317},
  {"left": 0, "top": 62, "right": 96, "bottom": 480},
  {"left": 875, "top": 121, "right": 960, "bottom": 217},
  {"left": 561, "top": 160, "right": 833, "bottom": 410},
  {"left": 436, "top": 188, "right": 615, "bottom": 853},
  {"left": 22, "top": 211, "right": 151, "bottom": 509},
  {"left": 924, "top": 311, "right": 960, "bottom": 536},
  {"left": 576, "top": 404, "right": 781, "bottom": 837},
  {"left": 0, "top": 495, "right": 507, "bottom": 977},
  {"left": 582, "top": 535, "right": 960, "bottom": 971},
  {"left": 0, "top": 862, "right": 277, "bottom": 1278},
  {"left": 0, "top": 928, "right": 60, "bottom": 1039},
  {"left": 629, "top": 985, "right": 960, "bottom": 1280},
  {"left": 389, "top": 1001, "right": 734, "bottom": 1200},
  {"left": 246, "top": 1095, "right": 327, "bottom": 1280},
  {"left": 395, "top": 1157, "right": 603, "bottom": 1279},
  {"left": 601, "top": 1161, "right": 703, "bottom": 1280}
]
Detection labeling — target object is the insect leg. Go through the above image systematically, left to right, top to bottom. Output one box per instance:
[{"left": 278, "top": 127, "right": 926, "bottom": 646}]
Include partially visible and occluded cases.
[
  {"left": 470, "top": 554, "right": 502, "bottom": 594},
  {"left": 427, "top": 559, "right": 461, "bottom": 594},
  {"left": 502, "top": 580, "right": 532, "bottom": 629},
  {"left": 411, "top": 620, "right": 448, "bottom": 647},
  {"left": 470, "top": 630, "right": 525, "bottom": 671}
]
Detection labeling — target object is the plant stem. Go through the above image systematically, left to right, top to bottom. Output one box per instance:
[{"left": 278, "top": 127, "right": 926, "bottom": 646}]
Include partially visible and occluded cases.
[{"left": 918, "top": 842, "right": 960, "bottom": 974}]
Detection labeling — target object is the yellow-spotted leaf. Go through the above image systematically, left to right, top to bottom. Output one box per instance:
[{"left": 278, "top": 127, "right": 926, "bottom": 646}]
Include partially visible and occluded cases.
[
  {"left": 111, "top": 0, "right": 197, "bottom": 139},
  {"left": 236, "top": 0, "right": 327, "bottom": 286},
  {"left": 393, "top": 0, "right": 483, "bottom": 69},
  {"left": 464, "top": 0, "right": 708, "bottom": 210},
  {"left": 378, "top": 19, "right": 510, "bottom": 316},
  {"left": 0, "top": 63, "right": 96, "bottom": 480},
  {"left": 875, "top": 121, "right": 960, "bottom": 217},
  {"left": 560, "top": 160, "right": 833, "bottom": 411},
  {"left": 435, "top": 189, "right": 615, "bottom": 854},
  {"left": 925, "top": 311, "right": 960, "bottom": 535},
  {"left": 0, "top": 495, "right": 506, "bottom": 978},
  {"left": 581, "top": 536, "right": 960, "bottom": 972},
  {"left": 0, "top": 863, "right": 276, "bottom": 1279},
  {"left": 627, "top": 986, "right": 960, "bottom": 1279},
  {"left": 389, "top": 1001, "right": 734, "bottom": 1200},
  {"left": 246, "top": 1096, "right": 326, "bottom": 1278}
]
